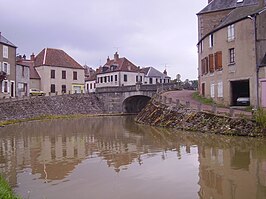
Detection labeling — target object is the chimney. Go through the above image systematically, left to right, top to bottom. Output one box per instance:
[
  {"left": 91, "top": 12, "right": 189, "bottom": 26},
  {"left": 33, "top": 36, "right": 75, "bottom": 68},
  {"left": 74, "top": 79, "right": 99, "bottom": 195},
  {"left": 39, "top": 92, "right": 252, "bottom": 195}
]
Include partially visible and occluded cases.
[
  {"left": 114, "top": 52, "right": 119, "bottom": 62},
  {"left": 30, "top": 53, "right": 35, "bottom": 61},
  {"left": 23, "top": 54, "right": 26, "bottom": 60},
  {"left": 107, "top": 56, "right": 110, "bottom": 63},
  {"left": 163, "top": 69, "right": 167, "bottom": 75}
]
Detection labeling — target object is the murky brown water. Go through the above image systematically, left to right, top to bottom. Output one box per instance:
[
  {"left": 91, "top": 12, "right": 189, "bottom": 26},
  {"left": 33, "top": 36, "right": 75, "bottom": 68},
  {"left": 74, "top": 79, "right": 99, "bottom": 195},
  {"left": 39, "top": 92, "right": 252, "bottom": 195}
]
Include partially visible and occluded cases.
[{"left": 0, "top": 116, "right": 266, "bottom": 199}]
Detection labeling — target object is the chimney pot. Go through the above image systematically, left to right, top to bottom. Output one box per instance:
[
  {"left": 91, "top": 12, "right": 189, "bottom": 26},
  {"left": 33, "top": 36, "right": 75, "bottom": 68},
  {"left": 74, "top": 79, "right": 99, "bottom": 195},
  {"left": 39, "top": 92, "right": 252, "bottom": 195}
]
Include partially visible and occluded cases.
[
  {"left": 114, "top": 52, "right": 119, "bottom": 61},
  {"left": 30, "top": 53, "right": 35, "bottom": 61},
  {"left": 23, "top": 54, "right": 26, "bottom": 60}
]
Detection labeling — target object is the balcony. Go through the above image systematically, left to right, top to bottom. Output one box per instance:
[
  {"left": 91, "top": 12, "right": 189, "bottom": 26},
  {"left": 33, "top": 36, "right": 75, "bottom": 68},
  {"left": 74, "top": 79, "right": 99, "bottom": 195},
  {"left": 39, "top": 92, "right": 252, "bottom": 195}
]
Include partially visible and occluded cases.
[{"left": 0, "top": 71, "right": 7, "bottom": 82}]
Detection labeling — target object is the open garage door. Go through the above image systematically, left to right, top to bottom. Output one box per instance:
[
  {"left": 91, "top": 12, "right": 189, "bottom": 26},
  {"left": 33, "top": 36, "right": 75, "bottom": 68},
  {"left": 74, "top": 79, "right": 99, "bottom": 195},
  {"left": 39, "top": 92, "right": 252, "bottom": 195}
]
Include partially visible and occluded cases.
[{"left": 230, "top": 80, "right": 250, "bottom": 106}]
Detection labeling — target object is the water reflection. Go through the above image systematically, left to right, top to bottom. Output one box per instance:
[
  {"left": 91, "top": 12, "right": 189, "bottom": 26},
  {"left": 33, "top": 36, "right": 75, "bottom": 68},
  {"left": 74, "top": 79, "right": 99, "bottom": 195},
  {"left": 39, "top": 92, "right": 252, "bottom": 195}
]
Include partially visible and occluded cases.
[{"left": 0, "top": 116, "right": 265, "bottom": 199}]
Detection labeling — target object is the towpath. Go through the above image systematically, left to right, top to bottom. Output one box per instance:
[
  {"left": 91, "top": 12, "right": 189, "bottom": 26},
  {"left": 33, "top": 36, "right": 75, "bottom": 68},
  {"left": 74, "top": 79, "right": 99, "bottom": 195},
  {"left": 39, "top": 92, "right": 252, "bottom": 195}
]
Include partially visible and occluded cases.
[{"left": 161, "top": 90, "right": 252, "bottom": 117}]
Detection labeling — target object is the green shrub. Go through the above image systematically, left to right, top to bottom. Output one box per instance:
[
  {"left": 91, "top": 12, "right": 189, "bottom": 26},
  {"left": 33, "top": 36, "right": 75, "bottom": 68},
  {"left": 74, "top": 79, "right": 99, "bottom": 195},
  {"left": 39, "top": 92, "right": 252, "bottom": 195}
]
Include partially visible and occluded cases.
[
  {"left": 192, "top": 92, "right": 214, "bottom": 105},
  {"left": 254, "top": 108, "right": 266, "bottom": 129},
  {"left": 0, "top": 175, "right": 21, "bottom": 199}
]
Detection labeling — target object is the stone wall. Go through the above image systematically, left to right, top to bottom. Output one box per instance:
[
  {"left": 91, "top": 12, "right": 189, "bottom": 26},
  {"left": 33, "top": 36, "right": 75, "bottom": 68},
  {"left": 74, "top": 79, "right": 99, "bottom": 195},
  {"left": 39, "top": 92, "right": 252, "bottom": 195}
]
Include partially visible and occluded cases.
[
  {"left": 0, "top": 94, "right": 105, "bottom": 121},
  {"left": 135, "top": 99, "right": 264, "bottom": 137}
]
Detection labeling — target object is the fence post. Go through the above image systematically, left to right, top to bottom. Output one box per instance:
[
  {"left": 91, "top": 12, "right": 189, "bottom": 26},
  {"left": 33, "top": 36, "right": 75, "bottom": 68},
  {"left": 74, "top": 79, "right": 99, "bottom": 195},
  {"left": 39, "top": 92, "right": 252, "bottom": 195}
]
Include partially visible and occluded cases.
[
  {"left": 163, "top": 96, "right": 167, "bottom": 104},
  {"left": 176, "top": 99, "right": 180, "bottom": 107},
  {"left": 197, "top": 103, "right": 202, "bottom": 112},
  {"left": 212, "top": 104, "right": 217, "bottom": 114},
  {"left": 229, "top": 108, "right": 235, "bottom": 117}
]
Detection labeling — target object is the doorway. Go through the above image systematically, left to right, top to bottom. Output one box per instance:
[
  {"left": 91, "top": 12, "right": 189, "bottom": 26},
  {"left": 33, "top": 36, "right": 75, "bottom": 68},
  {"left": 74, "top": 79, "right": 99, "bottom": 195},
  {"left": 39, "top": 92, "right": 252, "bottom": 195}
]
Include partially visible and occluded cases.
[{"left": 230, "top": 80, "right": 250, "bottom": 106}]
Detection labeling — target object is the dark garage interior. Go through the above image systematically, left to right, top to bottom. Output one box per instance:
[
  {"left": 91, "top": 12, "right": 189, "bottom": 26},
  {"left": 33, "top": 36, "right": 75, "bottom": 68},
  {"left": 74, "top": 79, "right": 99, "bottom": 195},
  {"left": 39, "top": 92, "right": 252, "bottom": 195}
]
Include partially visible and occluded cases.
[{"left": 230, "top": 80, "right": 250, "bottom": 106}]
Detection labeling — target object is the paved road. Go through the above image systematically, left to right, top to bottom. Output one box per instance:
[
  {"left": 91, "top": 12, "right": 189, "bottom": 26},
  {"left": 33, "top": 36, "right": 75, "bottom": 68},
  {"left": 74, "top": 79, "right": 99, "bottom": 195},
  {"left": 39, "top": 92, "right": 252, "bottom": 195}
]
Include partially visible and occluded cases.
[{"left": 161, "top": 90, "right": 252, "bottom": 117}]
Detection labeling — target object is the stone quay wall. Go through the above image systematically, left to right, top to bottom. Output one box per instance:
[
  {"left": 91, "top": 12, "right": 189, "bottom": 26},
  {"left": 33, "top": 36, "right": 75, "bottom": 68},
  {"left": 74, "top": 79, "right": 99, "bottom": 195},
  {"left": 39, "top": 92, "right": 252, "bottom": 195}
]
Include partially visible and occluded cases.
[
  {"left": 0, "top": 94, "right": 105, "bottom": 122},
  {"left": 135, "top": 99, "right": 264, "bottom": 137}
]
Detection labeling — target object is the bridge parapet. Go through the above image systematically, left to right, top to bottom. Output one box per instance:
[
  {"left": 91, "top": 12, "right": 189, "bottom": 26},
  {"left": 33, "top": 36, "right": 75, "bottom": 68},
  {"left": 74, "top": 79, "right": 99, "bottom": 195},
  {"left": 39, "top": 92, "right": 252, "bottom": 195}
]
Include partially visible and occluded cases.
[{"left": 96, "top": 83, "right": 178, "bottom": 93}]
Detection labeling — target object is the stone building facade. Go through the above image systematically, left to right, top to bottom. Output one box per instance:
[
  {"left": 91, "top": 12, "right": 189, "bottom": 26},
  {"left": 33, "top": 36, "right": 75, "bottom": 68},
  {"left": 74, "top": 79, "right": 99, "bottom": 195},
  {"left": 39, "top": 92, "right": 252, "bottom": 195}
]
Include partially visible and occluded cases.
[
  {"left": 197, "top": 0, "right": 266, "bottom": 107},
  {"left": 0, "top": 33, "right": 16, "bottom": 98}
]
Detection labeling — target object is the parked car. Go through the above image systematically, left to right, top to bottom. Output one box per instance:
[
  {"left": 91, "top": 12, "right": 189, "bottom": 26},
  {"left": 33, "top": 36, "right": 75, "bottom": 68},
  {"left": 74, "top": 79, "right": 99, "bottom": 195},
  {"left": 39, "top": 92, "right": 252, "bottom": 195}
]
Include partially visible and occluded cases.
[
  {"left": 29, "top": 88, "right": 45, "bottom": 96},
  {"left": 236, "top": 97, "right": 250, "bottom": 106}
]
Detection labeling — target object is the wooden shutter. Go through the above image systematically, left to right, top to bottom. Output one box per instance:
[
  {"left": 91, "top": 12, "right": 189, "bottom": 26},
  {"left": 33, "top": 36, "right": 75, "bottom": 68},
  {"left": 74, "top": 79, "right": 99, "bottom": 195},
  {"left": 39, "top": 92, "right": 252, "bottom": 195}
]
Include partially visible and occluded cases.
[
  {"left": 214, "top": 51, "right": 222, "bottom": 70},
  {"left": 209, "top": 54, "right": 214, "bottom": 73},
  {"left": 205, "top": 57, "right": 209, "bottom": 74},
  {"left": 201, "top": 59, "right": 205, "bottom": 75}
]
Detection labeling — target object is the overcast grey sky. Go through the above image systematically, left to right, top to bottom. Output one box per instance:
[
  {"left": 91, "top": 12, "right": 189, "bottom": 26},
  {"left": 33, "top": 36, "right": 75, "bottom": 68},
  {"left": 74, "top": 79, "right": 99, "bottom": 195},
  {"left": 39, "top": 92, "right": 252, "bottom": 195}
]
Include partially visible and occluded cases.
[{"left": 1, "top": 0, "right": 206, "bottom": 80}]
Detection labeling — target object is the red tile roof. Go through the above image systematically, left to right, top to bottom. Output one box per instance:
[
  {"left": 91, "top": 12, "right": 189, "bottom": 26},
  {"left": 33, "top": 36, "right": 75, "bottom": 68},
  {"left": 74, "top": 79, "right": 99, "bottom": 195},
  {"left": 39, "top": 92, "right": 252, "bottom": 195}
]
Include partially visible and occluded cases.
[
  {"left": 34, "top": 48, "right": 83, "bottom": 69},
  {"left": 99, "top": 52, "right": 139, "bottom": 74}
]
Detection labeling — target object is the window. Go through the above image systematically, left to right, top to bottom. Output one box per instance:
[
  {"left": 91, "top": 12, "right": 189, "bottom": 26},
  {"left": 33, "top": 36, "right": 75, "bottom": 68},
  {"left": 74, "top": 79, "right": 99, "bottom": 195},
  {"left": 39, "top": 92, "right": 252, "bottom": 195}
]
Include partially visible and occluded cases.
[
  {"left": 227, "top": 24, "right": 235, "bottom": 41},
  {"left": 209, "top": 34, "right": 214, "bottom": 48},
  {"left": 3, "top": 46, "right": 8, "bottom": 58},
  {"left": 229, "top": 48, "right": 235, "bottom": 64},
  {"left": 215, "top": 51, "right": 223, "bottom": 70},
  {"left": 209, "top": 54, "right": 214, "bottom": 73},
  {"left": 201, "top": 57, "right": 209, "bottom": 75},
  {"left": 2, "top": 62, "right": 9, "bottom": 74},
  {"left": 22, "top": 66, "right": 25, "bottom": 77},
  {"left": 51, "top": 70, "right": 55, "bottom": 79},
  {"left": 62, "top": 70, "right": 66, "bottom": 79},
  {"left": 73, "top": 71, "right": 77, "bottom": 80},
  {"left": 124, "top": 74, "right": 127, "bottom": 82},
  {"left": 111, "top": 75, "right": 113, "bottom": 82},
  {"left": 115, "top": 75, "right": 118, "bottom": 82},
  {"left": 136, "top": 75, "right": 138, "bottom": 82},
  {"left": 104, "top": 76, "right": 107, "bottom": 83},
  {"left": 140, "top": 76, "right": 142, "bottom": 82},
  {"left": 100, "top": 77, "right": 103, "bottom": 83},
  {"left": 149, "top": 78, "right": 153, "bottom": 84},
  {"left": 2, "top": 80, "right": 8, "bottom": 93},
  {"left": 218, "top": 82, "right": 223, "bottom": 97},
  {"left": 18, "top": 83, "right": 24, "bottom": 92},
  {"left": 90, "top": 83, "right": 92, "bottom": 89},
  {"left": 210, "top": 83, "right": 215, "bottom": 98},
  {"left": 51, "top": 84, "right": 55, "bottom": 93},
  {"left": 62, "top": 85, "right": 66, "bottom": 93}
]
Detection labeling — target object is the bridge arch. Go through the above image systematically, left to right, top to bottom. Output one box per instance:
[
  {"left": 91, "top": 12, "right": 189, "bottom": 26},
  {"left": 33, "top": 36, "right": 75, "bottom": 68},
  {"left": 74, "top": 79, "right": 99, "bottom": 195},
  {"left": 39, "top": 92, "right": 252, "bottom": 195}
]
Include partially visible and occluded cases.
[{"left": 122, "top": 95, "right": 151, "bottom": 113}]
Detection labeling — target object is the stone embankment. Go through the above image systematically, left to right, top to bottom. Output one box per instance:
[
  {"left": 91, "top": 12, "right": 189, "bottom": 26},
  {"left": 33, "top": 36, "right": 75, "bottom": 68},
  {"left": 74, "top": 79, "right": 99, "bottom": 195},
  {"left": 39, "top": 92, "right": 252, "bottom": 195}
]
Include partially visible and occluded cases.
[
  {"left": 0, "top": 94, "right": 105, "bottom": 122},
  {"left": 135, "top": 99, "right": 264, "bottom": 137}
]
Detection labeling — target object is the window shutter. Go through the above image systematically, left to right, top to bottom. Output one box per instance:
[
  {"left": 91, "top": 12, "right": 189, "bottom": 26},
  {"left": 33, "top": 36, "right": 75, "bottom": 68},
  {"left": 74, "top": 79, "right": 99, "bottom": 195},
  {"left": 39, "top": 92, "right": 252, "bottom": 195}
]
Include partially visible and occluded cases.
[
  {"left": 218, "top": 51, "right": 222, "bottom": 69},
  {"left": 209, "top": 54, "right": 214, "bottom": 73},
  {"left": 205, "top": 57, "right": 209, "bottom": 73},
  {"left": 0, "top": 62, "right": 2, "bottom": 71},
  {"left": 7, "top": 64, "right": 10, "bottom": 75},
  {"left": 2, "top": 81, "right": 4, "bottom": 92},
  {"left": 7, "top": 81, "right": 10, "bottom": 93}
]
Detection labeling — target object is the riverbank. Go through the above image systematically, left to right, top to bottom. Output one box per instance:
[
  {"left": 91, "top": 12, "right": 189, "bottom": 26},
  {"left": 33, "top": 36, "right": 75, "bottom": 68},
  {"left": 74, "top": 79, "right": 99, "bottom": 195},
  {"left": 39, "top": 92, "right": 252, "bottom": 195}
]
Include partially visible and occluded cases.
[
  {"left": 135, "top": 99, "right": 265, "bottom": 137},
  {"left": 0, "top": 175, "right": 20, "bottom": 199}
]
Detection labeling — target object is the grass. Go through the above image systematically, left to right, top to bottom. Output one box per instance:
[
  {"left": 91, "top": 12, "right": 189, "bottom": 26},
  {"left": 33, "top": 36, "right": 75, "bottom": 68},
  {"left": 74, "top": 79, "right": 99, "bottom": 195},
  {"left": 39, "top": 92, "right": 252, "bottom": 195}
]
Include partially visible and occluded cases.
[
  {"left": 192, "top": 92, "right": 215, "bottom": 105},
  {"left": 254, "top": 108, "right": 266, "bottom": 129},
  {"left": 0, "top": 113, "right": 130, "bottom": 127},
  {"left": 0, "top": 175, "right": 21, "bottom": 199}
]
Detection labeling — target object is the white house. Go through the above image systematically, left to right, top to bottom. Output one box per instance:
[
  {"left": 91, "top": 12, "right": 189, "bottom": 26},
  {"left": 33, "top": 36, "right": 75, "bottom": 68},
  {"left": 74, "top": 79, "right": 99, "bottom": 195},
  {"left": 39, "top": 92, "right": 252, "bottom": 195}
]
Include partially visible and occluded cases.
[
  {"left": 96, "top": 52, "right": 144, "bottom": 88},
  {"left": 141, "top": 67, "right": 171, "bottom": 84}
]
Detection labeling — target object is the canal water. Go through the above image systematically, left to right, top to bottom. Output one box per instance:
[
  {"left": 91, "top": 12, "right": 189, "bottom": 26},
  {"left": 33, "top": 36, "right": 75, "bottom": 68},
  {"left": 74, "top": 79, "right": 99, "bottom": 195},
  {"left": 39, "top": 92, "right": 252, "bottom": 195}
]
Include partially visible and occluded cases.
[{"left": 0, "top": 116, "right": 266, "bottom": 199}]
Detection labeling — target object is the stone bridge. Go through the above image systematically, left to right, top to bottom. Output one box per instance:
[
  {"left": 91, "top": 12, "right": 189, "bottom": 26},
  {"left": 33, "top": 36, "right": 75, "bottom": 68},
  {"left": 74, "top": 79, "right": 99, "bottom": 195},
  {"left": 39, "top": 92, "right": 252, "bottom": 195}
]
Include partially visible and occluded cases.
[
  {"left": 0, "top": 83, "right": 178, "bottom": 121},
  {"left": 96, "top": 83, "right": 177, "bottom": 113}
]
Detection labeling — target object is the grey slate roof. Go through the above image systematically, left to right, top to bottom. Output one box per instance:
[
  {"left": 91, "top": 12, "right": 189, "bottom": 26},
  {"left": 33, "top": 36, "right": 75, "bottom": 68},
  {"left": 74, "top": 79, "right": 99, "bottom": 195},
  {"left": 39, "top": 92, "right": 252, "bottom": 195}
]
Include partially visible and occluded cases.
[
  {"left": 198, "top": 0, "right": 258, "bottom": 14},
  {"left": 198, "top": 1, "right": 266, "bottom": 43},
  {"left": 0, "top": 34, "right": 16, "bottom": 48},
  {"left": 141, "top": 67, "right": 170, "bottom": 78}
]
